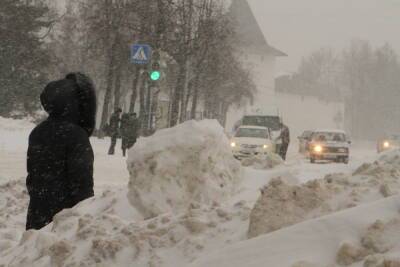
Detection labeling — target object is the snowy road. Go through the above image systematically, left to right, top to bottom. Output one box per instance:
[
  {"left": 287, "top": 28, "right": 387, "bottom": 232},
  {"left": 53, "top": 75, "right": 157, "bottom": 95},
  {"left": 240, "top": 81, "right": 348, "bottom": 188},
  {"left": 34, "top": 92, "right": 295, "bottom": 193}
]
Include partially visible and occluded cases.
[
  {"left": 0, "top": 117, "right": 378, "bottom": 217},
  {"left": 0, "top": 118, "right": 376, "bottom": 192},
  {"left": 230, "top": 142, "right": 377, "bottom": 205}
]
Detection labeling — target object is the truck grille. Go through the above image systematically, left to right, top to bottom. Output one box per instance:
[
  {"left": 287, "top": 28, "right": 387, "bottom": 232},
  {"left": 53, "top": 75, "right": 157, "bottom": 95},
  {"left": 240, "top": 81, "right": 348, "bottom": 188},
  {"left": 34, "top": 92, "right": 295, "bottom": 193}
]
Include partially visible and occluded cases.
[
  {"left": 241, "top": 144, "right": 258, "bottom": 149},
  {"left": 325, "top": 147, "right": 348, "bottom": 153}
]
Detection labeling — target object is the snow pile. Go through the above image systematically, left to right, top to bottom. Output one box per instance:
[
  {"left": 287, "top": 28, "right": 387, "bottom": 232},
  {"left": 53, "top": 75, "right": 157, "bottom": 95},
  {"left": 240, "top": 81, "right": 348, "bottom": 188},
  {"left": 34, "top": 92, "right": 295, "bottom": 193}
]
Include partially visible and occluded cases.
[
  {"left": 0, "top": 120, "right": 247, "bottom": 267},
  {"left": 127, "top": 120, "right": 242, "bottom": 218},
  {"left": 248, "top": 149, "right": 400, "bottom": 238},
  {"left": 353, "top": 149, "right": 400, "bottom": 179},
  {"left": 241, "top": 153, "right": 284, "bottom": 170},
  {"left": 248, "top": 178, "right": 332, "bottom": 238},
  {"left": 0, "top": 179, "right": 28, "bottom": 251},
  {"left": 0, "top": 181, "right": 142, "bottom": 259},
  {"left": 0, "top": 195, "right": 252, "bottom": 267},
  {"left": 191, "top": 195, "right": 400, "bottom": 267},
  {"left": 334, "top": 218, "right": 400, "bottom": 266}
]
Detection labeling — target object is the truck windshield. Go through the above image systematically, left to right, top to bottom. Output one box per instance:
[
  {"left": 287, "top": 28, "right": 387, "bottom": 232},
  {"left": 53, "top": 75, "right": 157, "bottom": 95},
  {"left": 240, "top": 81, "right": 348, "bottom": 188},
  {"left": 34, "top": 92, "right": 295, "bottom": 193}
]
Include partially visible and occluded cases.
[
  {"left": 242, "top": 116, "right": 281, "bottom": 131},
  {"left": 235, "top": 128, "right": 269, "bottom": 139}
]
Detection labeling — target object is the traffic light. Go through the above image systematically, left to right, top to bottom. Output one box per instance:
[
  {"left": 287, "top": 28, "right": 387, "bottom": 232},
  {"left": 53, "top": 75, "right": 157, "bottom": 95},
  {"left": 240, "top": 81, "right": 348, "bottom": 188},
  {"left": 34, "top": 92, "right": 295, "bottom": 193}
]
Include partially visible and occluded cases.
[
  {"left": 150, "top": 61, "right": 161, "bottom": 81},
  {"left": 150, "top": 70, "right": 161, "bottom": 81}
]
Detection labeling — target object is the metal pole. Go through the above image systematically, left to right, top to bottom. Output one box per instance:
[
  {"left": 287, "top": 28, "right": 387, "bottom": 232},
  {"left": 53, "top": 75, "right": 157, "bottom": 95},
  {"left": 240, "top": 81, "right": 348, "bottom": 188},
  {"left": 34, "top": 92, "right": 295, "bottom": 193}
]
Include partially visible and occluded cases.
[{"left": 146, "top": 79, "right": 152, "bottom": 134}]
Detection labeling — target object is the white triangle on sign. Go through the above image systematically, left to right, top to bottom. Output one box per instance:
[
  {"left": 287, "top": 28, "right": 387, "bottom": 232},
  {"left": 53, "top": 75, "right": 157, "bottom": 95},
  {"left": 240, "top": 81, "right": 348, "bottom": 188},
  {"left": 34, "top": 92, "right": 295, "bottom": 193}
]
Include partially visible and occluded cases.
[{"left": 133, "top": 47, "right": 148, "bottom": 61}]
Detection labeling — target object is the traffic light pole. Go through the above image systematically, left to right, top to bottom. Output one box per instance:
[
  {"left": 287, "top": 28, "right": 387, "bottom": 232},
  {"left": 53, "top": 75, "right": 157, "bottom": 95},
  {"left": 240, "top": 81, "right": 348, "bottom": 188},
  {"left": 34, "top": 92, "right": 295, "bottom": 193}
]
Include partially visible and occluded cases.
[
  {"left": 145, "top": 50, "right": 162, "bottom": 134},
  {"left": 146, "top": 78, "right": 153, "bottom": 133}
]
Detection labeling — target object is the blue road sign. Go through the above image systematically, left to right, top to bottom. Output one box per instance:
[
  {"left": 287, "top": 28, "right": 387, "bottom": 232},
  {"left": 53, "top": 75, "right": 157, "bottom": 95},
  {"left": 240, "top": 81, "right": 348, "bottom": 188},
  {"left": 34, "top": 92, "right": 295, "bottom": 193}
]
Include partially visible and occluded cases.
[{"left": 131, "top": 44, "right": 152, "bottom": 65}]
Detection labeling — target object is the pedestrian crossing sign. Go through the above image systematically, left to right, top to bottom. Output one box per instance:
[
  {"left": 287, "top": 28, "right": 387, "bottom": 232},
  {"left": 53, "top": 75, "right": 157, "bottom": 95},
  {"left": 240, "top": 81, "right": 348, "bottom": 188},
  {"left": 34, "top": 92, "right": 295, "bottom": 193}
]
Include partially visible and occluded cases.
[{"left": 131, "top": 44, "right": 152, "bottom": 65}]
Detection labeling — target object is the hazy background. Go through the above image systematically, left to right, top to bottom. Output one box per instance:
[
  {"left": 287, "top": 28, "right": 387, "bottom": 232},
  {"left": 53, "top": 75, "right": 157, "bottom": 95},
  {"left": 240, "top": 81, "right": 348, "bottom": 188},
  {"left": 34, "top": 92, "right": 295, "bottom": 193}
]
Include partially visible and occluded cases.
[{"left": 248, "top": 0, "right": 400, "bottom": 73}]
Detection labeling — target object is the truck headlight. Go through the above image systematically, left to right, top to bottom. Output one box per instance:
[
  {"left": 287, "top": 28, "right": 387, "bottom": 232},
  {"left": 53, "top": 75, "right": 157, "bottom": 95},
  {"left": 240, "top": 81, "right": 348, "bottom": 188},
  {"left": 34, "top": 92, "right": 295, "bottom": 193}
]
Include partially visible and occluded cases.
[
  {"left": 383, "top": 141, "right": 390, "bottom": 148},
  {"left": 231, "top": 142, "right": 236, "bottom": 148},
  {"left": 263, "top": 144, "right": 268, "bottom": 149},
  {"left": 314, "top": 145, "right": 323, "bottom": 153}
]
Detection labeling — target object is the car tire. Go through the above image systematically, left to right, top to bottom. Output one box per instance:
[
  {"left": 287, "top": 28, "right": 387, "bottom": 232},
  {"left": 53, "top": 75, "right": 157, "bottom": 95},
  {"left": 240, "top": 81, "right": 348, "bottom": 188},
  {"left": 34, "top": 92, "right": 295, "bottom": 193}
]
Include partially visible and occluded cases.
[
  {"left": 310, "top": 157, "right": 315, "bottom": 164},
  {"left": 343, "top": 157, "right": 349, "bottom": 164}
]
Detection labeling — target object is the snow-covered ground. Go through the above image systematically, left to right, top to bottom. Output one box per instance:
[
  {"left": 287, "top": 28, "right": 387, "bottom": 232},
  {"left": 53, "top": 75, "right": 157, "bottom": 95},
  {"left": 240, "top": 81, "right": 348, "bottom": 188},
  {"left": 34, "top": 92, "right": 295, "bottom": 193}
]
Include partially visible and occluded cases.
[
  {"left": 2, "top": 116, "right": 397, "bottom": 267},
  {"left": 192, "top": 195, "right": 400, "bottom": 267}
]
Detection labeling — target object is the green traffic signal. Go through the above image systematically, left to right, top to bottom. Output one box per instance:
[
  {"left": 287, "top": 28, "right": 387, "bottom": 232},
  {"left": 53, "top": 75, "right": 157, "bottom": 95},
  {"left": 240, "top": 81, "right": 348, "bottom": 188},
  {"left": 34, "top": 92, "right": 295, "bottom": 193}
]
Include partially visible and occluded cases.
[{"left": 150, "top": 71, "right": 161, "bottom": 81}]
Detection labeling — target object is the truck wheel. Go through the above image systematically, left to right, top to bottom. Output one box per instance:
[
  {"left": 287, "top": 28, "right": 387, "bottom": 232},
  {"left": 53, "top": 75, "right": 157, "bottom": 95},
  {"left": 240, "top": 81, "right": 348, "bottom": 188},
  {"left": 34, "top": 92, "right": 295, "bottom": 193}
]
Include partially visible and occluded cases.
[
  {"left": 310, "top": 157, "right": 315, "bottom": 164},
  {"left": 343, "top": 157, "right": 349, "bottom": 164}
]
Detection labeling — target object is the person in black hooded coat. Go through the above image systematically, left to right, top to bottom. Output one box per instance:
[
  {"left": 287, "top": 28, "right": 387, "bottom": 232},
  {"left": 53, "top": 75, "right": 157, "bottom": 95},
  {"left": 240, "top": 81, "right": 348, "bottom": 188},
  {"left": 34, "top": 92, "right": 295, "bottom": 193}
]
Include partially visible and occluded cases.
[{"left": 26, "top": 73, "right": 97, "bottom": 230}]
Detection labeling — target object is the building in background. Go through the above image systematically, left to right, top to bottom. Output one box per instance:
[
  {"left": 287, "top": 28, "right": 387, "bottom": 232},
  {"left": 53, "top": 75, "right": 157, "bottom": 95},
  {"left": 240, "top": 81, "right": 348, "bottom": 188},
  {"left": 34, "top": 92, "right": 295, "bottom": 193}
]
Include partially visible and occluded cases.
[
  {"left": 226, "top": 0, "right": 287, "bottom": 130},
  {"left": 227, "top": 0, "right": 344, "bottom": 139},
  {"left": 230, "top": 0, "right": 287, "bottom": 106}
]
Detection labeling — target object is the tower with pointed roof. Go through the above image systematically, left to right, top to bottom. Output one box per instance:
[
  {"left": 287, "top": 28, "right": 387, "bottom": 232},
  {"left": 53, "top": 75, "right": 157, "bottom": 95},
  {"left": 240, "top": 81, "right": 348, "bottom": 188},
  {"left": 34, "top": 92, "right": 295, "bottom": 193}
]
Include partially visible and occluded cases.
[
  {"left": 226, "top": 0, "right": 287, "bottom": 128},
  {"left": 230, "top": 0, "right": 286, "bottom": 58}
]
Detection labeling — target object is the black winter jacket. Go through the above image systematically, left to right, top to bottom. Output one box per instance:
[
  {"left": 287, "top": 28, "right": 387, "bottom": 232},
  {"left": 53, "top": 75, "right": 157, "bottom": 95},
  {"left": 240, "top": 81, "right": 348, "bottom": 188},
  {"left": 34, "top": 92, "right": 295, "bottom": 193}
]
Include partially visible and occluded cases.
[
  {"left": 26, "top": 73, "right": 96, "bottom": 230},
  {"left": 109, "top": 112, "right": 121, "bottom": 135}
]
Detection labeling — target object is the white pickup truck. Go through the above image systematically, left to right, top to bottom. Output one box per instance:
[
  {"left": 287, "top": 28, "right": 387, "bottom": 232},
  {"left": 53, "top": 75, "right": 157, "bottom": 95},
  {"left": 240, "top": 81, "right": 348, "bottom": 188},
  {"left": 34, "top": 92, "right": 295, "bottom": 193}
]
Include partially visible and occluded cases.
[{"left": 230, "top": 125, "right": 276, "bottom": 160}]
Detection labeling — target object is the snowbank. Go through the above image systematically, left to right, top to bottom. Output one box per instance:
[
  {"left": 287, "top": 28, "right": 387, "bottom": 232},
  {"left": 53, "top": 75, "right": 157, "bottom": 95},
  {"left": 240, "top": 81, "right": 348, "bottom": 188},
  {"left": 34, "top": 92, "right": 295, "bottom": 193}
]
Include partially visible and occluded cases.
[
  {"left": 0, "top": 120, "right": 248, "bottom": 267},
  {"left": 127, "top": 120, "right": 242, "bottom": 218},
  {"left": 248, "top": 149, "right": 400, "bottom": 238},
  {"left": 241, "top": 153, "right": 284, "bottom": 170},
  {"left": 0, "top": 179, "right": 28, "bottom": 252},
  {"left": 0, "top": 186, "right": 139, "bottom": 266},
  {"left": 0, "top": 189, "right": 252, "bottom": 267},
  {"left": 191, "top": 195, "right": 400, "bottom": 267}
]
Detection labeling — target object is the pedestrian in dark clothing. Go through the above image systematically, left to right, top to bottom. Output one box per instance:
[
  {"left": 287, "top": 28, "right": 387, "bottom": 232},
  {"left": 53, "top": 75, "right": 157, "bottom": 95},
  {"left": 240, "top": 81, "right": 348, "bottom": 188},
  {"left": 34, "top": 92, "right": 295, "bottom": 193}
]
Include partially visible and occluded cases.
[
  {"left": 26, "top": 73, "right": 96, "bottom": 230},
  {"left": 108, "top": 108, "right": 122, "bottom": 155},
  {"left": 120, "top": 113, "right": 130, "bottom": 156},
  {"left": 121, "top": 113, "right": 139, "bottom": 157},
  {"left": 278, "top": 123, "right": 290, "bottom": 160}
]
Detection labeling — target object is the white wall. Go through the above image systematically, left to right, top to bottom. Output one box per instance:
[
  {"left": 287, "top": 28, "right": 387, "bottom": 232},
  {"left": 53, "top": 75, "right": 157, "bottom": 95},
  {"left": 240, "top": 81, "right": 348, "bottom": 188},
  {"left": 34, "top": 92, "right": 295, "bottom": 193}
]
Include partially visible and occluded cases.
[
  {"left": 241, "top": 53, "right": 277, "bottom": 107},
  {"left": 226, "top": 93, "right": 344, "bottom": 139},
  {"left": 276, "top": 93, "right": 344, "bottom": 139}
]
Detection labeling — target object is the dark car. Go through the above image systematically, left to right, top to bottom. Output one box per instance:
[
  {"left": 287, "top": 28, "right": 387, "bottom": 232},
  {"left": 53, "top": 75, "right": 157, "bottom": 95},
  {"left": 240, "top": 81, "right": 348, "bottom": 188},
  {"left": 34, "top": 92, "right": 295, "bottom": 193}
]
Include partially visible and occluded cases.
[{"left": 308, "top": 130, "right": 351, "bottom": 164}]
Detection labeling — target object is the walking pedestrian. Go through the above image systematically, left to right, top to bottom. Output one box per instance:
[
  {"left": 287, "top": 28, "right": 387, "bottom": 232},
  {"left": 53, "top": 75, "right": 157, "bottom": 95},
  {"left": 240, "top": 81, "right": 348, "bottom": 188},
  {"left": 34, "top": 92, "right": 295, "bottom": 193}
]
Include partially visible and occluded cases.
[
  {"left": 26, "top": 73, "right": 96, "bottom": 230},
  {"left": 108, "top": 108, "right": 122, "bottom": 155},
  {"left": 121, "top": 112, "right": 139, "bottom": 157},
  {"left": 278, "top": 122, "right": 290, "bottom": 160}
]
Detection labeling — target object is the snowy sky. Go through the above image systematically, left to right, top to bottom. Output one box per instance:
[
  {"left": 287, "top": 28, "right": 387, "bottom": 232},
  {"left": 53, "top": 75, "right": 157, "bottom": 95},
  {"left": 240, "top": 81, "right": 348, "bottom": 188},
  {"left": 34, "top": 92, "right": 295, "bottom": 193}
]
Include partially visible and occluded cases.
[{"left": 248, "top": 0, "right": 400, "bottom": 73}]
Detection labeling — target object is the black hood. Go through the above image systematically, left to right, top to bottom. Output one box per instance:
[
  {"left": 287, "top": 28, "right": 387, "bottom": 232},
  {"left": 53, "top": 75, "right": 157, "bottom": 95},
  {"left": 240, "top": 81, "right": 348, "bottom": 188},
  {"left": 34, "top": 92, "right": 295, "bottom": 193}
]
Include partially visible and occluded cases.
[
  {"left": 41, "top": 73, "right": 97, "bottom": 136},
  {"left": 41, "top": 79, "right": 80, "bottom": 123}
]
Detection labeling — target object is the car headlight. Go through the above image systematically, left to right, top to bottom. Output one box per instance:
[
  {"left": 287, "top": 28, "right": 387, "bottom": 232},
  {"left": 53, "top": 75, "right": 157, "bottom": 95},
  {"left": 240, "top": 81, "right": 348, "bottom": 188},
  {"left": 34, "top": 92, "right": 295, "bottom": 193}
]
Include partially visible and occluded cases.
[
  {"left": 383, "top": 141, "right": 390, "bottom": 148},
  {"left": 231, "top": 142, "right": 236, "bottom": 148},
  {"left": 263, "top": 144, "right": 268, "bottom": 149},
  {"left": 314, "top": 145, "right": 323, "bottom": 153}
]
